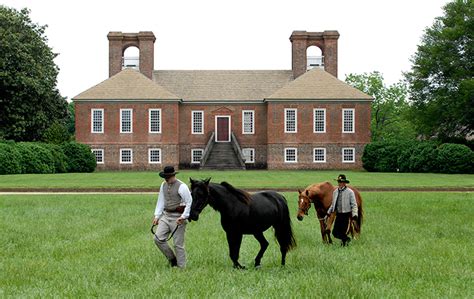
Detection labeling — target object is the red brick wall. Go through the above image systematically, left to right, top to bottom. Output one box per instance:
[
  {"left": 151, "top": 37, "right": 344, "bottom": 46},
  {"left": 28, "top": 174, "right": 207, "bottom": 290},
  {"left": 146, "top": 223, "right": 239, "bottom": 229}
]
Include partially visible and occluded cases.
[{"left": 266, "top": 101, "right": 371, "bottom": 169}]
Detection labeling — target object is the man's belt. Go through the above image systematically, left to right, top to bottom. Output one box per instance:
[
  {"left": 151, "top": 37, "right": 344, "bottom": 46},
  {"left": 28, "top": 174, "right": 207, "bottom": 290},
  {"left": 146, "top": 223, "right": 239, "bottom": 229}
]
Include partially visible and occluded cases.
[{"left": 165, "top": 206, "right": 185, "bottom": 213}]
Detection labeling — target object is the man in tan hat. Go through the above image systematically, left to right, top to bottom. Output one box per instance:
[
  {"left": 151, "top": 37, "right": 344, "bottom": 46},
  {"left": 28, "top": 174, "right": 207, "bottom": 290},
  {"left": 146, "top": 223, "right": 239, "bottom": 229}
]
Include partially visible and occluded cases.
[
  {"left": 152, "top": 166, "right": 193, "bottom": 268},
  {"left": 327, "top": 174, "right": 358, "bottom": 246}
]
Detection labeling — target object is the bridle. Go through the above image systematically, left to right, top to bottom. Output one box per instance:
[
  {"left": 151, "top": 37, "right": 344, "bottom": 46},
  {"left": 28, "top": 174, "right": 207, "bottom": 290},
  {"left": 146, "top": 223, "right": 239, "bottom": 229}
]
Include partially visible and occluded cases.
[
  {"left": 192, "top": 183, "right": 211, "bottom": 215},
  {"left": 298, "top": 196, "right": 311, "bottom": 216}
]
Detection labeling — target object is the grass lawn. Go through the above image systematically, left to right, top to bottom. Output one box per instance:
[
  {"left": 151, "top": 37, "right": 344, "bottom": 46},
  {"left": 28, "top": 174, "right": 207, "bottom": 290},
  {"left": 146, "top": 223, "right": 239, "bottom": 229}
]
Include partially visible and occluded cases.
[
  {"left": 0, "top": 170, "right": 473, "bottom": 190},
  {"left": 1, "top": 192, "right": 473, "bottom": 297}
]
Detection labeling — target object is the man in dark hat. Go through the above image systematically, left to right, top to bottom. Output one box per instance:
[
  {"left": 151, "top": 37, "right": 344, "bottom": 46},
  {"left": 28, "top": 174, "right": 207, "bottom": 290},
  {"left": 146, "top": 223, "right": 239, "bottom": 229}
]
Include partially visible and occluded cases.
[
  {"left": 152, "top": 166, "right": 193, "bottom": 268},
  {"left": 327, "top": 174, "right": 358, "bottom": 246}
]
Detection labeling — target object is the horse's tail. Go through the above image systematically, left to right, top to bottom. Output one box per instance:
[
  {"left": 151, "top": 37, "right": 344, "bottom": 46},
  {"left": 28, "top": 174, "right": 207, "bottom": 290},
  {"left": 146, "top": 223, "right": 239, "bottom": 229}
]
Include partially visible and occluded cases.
[
  {"left": 273, "top": 194, "right": 297, "bottom": 252},
  {"left": 352, "top": 195, "right": 363, "bottom": 238}
]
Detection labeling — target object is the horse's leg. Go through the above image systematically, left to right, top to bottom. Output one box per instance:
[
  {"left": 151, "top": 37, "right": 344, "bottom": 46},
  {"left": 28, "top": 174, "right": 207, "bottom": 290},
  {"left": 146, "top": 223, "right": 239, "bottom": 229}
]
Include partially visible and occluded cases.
[
  {"left": 318, "top": 219, "right": 327, "bottom": 243},
  {"left": 253, "top": 231, "right": 269, "bottom": 268},
  {"left": 226, "top": 232, "right": 244, "bottom": 269}
]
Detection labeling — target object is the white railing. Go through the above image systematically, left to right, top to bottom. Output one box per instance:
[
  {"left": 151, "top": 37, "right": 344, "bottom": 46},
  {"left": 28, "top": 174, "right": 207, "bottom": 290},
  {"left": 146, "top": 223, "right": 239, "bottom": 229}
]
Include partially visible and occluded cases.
[
  {"left": 307, "top": 56, "right": 324, "bottom": 70},
  {"left": 122, "top": 57, "right": 139, "bottom": 70}
]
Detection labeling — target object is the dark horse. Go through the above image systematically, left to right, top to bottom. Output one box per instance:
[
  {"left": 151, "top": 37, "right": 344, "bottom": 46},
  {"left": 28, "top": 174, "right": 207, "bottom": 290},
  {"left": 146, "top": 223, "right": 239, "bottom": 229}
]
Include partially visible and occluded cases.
[{"left": 189, "top": 178, "right": 296, "bottom": 269}]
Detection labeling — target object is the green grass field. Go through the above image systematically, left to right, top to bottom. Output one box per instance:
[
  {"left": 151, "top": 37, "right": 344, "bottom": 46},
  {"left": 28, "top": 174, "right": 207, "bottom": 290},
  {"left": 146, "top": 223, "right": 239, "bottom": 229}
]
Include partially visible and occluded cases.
[
  {"left": 1, "top": 170, "right": 473, "bottom": 190},
  {"left": 1, "top": 192, "right": 473, "bottom": 297}
]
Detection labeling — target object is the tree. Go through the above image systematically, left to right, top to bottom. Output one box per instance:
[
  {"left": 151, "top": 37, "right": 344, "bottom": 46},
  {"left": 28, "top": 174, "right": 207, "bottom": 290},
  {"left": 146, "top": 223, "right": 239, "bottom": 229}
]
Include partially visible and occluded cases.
[
  {"left": 405, "top": 0, "right": 473, "bottom": 141},
  {"left": 0, "top": 6, "right": 68, "bottom": 141},
  {"left": 345, "top": 72, "right": 416, "bottom": 141}
]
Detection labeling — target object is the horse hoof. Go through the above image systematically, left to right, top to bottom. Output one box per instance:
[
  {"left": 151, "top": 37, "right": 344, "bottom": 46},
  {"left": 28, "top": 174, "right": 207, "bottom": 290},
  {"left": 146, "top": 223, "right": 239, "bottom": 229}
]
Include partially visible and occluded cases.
[{"left": 255, "top": 265, "right": 262, "bottom": 270}]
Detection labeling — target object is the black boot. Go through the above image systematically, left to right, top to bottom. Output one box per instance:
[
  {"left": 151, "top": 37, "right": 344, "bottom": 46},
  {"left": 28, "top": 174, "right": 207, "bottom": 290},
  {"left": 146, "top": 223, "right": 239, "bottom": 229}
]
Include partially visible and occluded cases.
[{"left": 169, "top": 257, "right": 178, "bottom": 267}]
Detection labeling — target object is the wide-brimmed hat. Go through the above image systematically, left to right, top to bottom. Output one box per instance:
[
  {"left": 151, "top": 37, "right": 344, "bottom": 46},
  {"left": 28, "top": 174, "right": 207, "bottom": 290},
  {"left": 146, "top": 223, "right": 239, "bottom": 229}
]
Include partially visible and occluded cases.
[
  {"left": 159, "top": 166, "right": 179, "bottom": 178},
  {"left": 335, "top": 174, "right": 350, "bottom": 183}
]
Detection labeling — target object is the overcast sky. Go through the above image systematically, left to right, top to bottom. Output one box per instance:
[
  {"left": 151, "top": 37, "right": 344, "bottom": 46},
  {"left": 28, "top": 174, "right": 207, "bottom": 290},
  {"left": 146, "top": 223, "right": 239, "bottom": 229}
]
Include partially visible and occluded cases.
[{"left": 4, "top": 0, "right": 450, "bottom": 100}]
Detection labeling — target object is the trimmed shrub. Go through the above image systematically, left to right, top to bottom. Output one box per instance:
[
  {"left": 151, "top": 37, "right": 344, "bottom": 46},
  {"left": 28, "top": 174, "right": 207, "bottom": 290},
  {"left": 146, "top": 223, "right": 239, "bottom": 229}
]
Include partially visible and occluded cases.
[
  {"left": 42, "top": 122, "right": 71, "bottom": 144},
  {"left": 363, "top": 140, "right": 413, "bottom": 172},
  {"left": 62, "top": 142, "right": 96, "bottom": 173},
  {"left": 398, "top": 142, "right": 438, "bottom": 173},
  {"left": 0, "top": 143, "right": 22, "bottom": 174},
  {"left": 16, "top": 143, "right": 55, "bottom": 174},
  {"left": 42, "top": 143, "right": 68, "bottom": 173},
  {"left": 436, "top": 143, "right": 474, "bottom": 174}
]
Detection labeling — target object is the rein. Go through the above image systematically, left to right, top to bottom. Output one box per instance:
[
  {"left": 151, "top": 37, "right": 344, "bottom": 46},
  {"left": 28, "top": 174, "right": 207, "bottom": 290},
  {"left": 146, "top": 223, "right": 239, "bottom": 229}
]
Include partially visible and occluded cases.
[{"left": 150, "top": 223, "right": 181, "bottom": 242}]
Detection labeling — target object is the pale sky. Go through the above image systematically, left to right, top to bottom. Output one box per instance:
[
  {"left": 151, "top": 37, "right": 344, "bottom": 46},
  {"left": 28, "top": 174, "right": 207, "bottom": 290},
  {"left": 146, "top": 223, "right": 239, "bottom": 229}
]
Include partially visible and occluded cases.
[{"left": 3, "top": 0, "right": 449, "bottom": 101}]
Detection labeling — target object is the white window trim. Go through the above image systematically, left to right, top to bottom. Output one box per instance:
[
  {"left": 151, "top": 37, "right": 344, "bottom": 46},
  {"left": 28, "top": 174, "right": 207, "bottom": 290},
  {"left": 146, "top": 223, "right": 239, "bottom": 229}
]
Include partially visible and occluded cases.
[
  {"left": 91, "top": 108, "right": 104, "bottom": 133},
  {"left": 120, "top": 108, "right": 133, "bottom": 133},
  {"left": 284, "top": 108, "right": 297, "bottom": 133},
  {"left": 313, "top": 108, "right": 326, "bottom": 133},
  {"left": 342, "top": 108, "right": 355, "bottom": 133},
  {"left": 149, "top": 109, "right": 162, "bottom": 134},
  {"left": 242, "top": 110, "right": 255, "bottom": 134},
  {"left": 192, "top": 111, "right": 204, "bottom": 135},
  {"left": 284, "top": 147, "right": 298, "bottom": 163},
  {"left": 342, "top": 147, "right": 355, "bottom": 163},
  {"left": 120, "top": 148, "right": 133, "bottom": 164},
  {"left": 148, "top": 148, "right": 162, "bottom": 164},
  {"left": 242, "top": 148, "right": 255, "bottom": 163},
  {"left": 313, "top": 148, "right": 326, "bottom": 163},
  {"left": 91, "top": 149, "right": 104, "bottom": 164},
  {"left": 191, "top": 149, "right": 204, "bottom": 164}
]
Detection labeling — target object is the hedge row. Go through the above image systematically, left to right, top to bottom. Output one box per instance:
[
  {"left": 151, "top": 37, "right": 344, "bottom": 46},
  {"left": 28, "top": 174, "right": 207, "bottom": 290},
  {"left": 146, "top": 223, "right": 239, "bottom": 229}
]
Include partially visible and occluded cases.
[
  {"left": 362, "top": 141, "right": 474, "bottom": 173},
  {"left": 0, "top": 142, "right": 96, "bottom": 175}
]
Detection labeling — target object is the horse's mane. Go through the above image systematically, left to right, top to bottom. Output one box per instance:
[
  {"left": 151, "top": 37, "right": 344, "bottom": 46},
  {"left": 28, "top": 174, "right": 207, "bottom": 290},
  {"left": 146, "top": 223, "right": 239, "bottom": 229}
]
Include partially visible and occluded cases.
[{"left": 220, "top": 181, "right": 251, "bottom": 205}]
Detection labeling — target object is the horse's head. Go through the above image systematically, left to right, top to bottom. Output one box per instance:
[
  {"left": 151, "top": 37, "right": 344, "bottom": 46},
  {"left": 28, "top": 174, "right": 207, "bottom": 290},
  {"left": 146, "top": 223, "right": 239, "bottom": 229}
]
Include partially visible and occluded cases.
[
  {"left": 189, "top": 177, "right": 211, "bottom": 221},
  {"left": 297, "top": 189, "right": 312, "bottom": 221}
]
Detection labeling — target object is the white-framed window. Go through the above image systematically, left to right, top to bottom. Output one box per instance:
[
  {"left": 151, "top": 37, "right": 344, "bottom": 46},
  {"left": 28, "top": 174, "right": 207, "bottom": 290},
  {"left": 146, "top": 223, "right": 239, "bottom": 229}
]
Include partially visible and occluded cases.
[
  {"left": 313, "top": 108, "right": 326, "bottom": 133},
  {"left": 91, "top": 109, "right": 104, "bottom": 133},
  {"left": 120, "top": 109, "right": 133, "bottom": 133},
  {"left": 149, "top": 109, "right": 161, "bottom": 133},
  {"left": 284, "top": 109, "right": 297, "bottom": 133},
  {"left": 342, "top": 109, "right": 355, "bottom": 133},
  {"left": 242, "top": 110, "right": 255, "bottom": 134},
  {"left": 192, "top": 111, "right": 204, "bottom": 134},
  {"left": 342, "top": 147, "right": 355, "bottom": 163},
  {"left": 120, "top": 148, "right": 133, "bottom": 164},
  {"left": 148, "top": 148, "right": 161, "bottom": 164},
  {"left": 242, "top": 148, "right": 255, "bottom": 163},
  {"left": 284, "top": 148, "right": 298, "bottom": 163},
  {"left": 313, "top": 148, "right": 326, "bottom": 163},
  {"left": 92, "top": 149, "right": 104, "bottom": 164},
  {"left": 191, "top": 149, "right": 204, "bottom": 164}
]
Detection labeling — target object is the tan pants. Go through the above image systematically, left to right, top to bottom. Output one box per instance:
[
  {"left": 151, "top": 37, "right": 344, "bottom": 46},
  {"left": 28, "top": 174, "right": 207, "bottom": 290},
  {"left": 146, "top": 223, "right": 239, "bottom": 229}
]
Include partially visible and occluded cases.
[{"left": 153, "top": 212, "right": 187, "bottom": 268}]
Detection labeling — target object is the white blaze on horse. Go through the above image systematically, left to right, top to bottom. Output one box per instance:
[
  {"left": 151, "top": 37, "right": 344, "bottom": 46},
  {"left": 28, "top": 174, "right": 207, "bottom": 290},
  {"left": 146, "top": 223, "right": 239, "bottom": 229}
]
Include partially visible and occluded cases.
[{"left": 296, "top": 181, "right": 364, "bottom": 244}]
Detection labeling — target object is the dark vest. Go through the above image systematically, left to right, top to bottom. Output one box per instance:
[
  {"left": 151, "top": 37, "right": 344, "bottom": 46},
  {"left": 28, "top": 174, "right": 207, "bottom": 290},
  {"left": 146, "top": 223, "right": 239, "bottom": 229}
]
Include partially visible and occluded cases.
[{"left": 164, "top": 180, "right": 183, "bottom": 211}]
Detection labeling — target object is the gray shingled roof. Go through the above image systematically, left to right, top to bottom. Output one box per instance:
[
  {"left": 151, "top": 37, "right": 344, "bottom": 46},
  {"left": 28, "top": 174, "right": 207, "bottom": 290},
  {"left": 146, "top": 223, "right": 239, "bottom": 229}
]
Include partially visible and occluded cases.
[
  {"left": 73, "top": 68, "right": 180, "bottom": 100},
  {"left": 267, "top": 68, "right": 373, "bottom": 100},
  {"left": 153, "top": 70, "right": 293, "bottom": 101}
]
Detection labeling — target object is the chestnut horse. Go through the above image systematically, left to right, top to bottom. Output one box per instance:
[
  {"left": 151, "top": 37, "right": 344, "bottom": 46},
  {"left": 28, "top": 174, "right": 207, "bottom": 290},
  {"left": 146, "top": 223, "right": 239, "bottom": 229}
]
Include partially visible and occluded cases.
[{"left": 297, "top": 181, "right": 363, "bottom": 244}]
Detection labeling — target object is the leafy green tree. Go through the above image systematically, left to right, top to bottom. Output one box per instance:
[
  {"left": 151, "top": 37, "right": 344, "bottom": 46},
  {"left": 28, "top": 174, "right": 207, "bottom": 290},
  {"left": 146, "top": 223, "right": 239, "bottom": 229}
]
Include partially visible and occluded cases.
[
  {"left": 405, "top": 0, "right": 473, "bottom": 140},
  {"left": 0, "top": 6, "right": 68, "bottom": 141},
  {"left": 345, "top": 72, "right": 415, "bottom": 141},
  {"left": 67, "top": 102, "right": 75, "bottom": 136}
]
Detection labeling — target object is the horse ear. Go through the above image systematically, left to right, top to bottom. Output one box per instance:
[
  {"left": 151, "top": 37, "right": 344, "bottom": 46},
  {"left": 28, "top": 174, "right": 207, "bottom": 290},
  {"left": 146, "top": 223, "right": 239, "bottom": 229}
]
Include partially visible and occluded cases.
[
  {"left": 204, "top": 177, "right": 211, "bottom": 185},
  {"left": 190, "top": 178, "right": 196, "bottom": 185},
  {"left": 298, "top": 189, "right": 302, "bottom": 194}
]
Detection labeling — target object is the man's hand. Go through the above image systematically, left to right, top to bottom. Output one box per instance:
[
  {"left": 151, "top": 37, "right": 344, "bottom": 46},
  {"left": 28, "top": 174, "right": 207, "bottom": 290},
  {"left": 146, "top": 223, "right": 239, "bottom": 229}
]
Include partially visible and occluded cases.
[
  {"left": 176, "top": 217, "right": 185, "bottom": 225},
  {"left": 152, "top": 218, "right": 159, "bottom": 225}
]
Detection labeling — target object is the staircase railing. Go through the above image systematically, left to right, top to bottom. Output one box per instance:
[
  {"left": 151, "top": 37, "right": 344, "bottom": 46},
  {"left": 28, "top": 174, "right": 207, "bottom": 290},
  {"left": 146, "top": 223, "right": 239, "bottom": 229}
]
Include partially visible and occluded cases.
[
  {"left": 200, "top": 132, "right": 215, "bottom": 168},
  {"left": 231, "top": 132, "right": 246, "bottom": 169}
]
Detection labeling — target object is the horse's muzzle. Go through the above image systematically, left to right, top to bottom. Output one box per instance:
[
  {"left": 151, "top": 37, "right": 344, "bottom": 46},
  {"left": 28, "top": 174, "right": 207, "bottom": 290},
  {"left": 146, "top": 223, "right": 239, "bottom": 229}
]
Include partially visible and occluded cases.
[{"left": 297, "top": 215, "right": 303, "bottom": 221}]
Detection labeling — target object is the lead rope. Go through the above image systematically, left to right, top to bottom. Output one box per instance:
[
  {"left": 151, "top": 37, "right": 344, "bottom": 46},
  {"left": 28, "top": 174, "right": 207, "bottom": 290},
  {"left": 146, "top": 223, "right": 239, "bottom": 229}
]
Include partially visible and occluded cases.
[{"left": 151, "top": 223, "right": 181, "bottom": 242}]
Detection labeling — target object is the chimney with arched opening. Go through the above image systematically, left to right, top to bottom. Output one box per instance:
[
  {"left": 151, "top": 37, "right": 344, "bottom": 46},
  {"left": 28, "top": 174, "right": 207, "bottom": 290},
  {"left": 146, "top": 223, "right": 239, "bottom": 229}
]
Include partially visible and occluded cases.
[
  {"left": 290, "top": 30, "right": 339, "bottom": 79},
  {"left": 107, "top": 31, "right": 156, "bottom": 79}
]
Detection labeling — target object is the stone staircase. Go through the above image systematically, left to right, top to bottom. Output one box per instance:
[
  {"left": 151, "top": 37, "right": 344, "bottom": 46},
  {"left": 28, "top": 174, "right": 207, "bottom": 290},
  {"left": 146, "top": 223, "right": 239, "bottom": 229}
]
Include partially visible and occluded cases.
[{"left": 201, "top": 142, "right": 245, "bottom": 170}]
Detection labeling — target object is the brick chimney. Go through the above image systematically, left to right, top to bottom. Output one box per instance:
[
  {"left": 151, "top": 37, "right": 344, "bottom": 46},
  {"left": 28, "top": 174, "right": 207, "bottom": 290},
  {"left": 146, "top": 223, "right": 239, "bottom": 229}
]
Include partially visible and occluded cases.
[
  {"left": 290, "top": 30, "right": 339, "bottom": 79},
  {"left": 107, "top": 31, "right": 156, "bottom": 79}
]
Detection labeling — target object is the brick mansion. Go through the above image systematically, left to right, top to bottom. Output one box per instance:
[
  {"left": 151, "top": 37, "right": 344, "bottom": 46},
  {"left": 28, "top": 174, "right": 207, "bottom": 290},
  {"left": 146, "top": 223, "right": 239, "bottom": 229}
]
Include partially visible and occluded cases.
[{"left": 73, "top": 30, "right": 372, "bottom": 170}]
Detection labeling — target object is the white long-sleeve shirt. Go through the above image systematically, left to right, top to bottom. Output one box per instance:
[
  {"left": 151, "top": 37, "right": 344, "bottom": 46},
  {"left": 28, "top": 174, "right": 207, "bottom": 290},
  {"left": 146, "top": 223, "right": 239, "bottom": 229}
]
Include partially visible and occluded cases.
[{"left": 154, "top": 179, "right": 193, "bottom": 219}]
